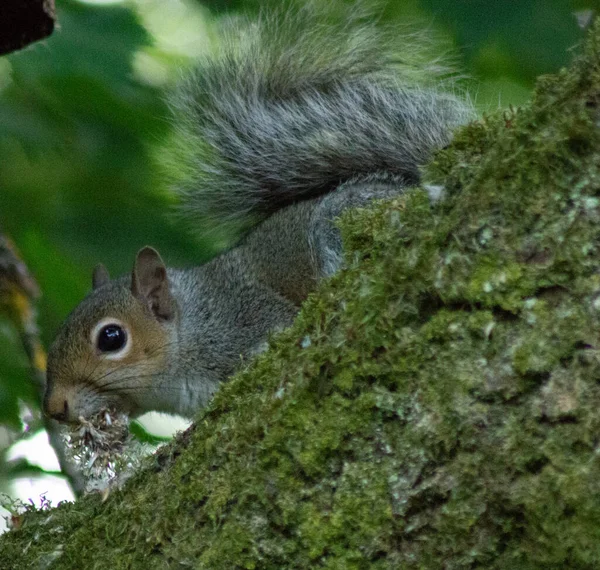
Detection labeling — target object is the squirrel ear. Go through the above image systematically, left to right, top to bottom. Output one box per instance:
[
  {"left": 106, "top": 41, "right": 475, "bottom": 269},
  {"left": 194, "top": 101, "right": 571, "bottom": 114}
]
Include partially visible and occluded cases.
[
  {"left": 131, "top": 246, "right": 175, "bottom": 321},
  {"left": 92, "top": 264, "right": 110, "bottom": 290}
]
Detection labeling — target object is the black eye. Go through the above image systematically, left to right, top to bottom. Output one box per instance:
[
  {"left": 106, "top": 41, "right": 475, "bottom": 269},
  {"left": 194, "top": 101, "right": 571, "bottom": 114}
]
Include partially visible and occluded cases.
[{"left": 97, "top": 324, "right": 127, "bottom": 353}]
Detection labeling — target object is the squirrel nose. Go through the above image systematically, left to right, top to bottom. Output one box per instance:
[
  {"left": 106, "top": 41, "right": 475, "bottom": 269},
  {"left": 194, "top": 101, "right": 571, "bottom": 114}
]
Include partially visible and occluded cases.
[
  {"left": 45, "top": 397, "right": 70, "bottom": 422},
  {"left": 51, "top": 400, "right": 69, "bottom": 422}
]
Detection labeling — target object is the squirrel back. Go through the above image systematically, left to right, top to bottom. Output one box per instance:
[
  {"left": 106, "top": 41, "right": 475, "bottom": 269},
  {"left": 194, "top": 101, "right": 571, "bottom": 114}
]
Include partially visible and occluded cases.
[{"left": 164, "top": 3, "right": 473, "bottom": 237}]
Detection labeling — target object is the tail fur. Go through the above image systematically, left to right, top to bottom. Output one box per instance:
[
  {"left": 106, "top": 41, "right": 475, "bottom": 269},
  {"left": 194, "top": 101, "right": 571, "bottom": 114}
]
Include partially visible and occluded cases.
[{"left": 164, "top": 3, "right": 474, "bottom": 236}]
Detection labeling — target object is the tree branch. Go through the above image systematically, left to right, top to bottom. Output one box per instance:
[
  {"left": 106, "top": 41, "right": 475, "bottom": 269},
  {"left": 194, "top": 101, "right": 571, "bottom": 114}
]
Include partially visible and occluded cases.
[
  {"left": 0, "top": 0, "right": 55, "bottom": 56},
  {"left": 0, "top": 233, "right": 85, "bottom": 496}
]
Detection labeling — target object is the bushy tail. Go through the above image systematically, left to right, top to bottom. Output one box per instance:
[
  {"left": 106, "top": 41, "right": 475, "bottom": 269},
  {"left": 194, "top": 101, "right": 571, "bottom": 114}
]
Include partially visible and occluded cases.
[{"left": 164, "top": 3, "right": 474, "bottom": 237}]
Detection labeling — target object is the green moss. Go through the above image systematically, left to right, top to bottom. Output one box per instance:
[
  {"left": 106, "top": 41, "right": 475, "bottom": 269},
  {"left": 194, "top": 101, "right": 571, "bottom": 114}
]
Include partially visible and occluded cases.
[{"left": 4, "top": 20, "right": 600, "bottom": 570}]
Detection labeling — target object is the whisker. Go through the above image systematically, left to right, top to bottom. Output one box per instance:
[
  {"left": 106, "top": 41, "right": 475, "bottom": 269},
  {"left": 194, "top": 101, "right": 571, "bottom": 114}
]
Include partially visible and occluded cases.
[{"left": 80, "top": 340, "right": 182, "bottom": 391}]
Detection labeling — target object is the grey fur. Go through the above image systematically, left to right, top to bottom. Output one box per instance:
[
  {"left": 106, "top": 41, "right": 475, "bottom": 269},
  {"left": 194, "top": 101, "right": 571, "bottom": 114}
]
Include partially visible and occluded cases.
[{"left": 166, "top": 3, "right": 473, "bottom": 236}]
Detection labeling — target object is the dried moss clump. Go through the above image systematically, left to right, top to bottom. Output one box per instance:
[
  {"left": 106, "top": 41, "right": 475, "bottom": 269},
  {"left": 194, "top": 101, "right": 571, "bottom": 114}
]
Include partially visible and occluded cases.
[
  {"left": 3, "top": 21, "right": 600, "bottom": 570},
  {"left": 65, "top": 409, "right": 134, "bottom": 493}
]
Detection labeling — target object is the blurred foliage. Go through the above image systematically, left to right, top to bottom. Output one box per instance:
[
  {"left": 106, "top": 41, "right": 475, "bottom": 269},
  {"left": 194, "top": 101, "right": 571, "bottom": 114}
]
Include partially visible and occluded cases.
[{"left": 0, "top": 0, "right": 596, "bottom": 492}]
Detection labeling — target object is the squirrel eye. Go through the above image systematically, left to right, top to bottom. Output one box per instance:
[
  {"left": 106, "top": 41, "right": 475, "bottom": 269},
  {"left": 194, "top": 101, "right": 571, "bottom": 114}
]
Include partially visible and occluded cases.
[{"left": 97, "top": 324, "right": 127, "bottom": 353}]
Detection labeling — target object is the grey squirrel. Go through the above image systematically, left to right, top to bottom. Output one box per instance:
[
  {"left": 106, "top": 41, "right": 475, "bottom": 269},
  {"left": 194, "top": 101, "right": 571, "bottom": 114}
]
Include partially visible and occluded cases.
[{"left": 44, "top": 5, "right": 473, "bottom": 421}]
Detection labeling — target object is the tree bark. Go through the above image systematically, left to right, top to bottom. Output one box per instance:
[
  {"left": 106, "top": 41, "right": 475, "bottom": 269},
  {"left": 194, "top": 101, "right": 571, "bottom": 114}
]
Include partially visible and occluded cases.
[{"left": 0, "top": 0, "right": 55, "bottom": 56}]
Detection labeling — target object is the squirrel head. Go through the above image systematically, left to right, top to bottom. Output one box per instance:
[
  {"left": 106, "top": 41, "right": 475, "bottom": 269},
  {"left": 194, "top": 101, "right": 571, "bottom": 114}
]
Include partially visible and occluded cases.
[{"left": 44, "top": 247, "right": 177, "bottom": 423}]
